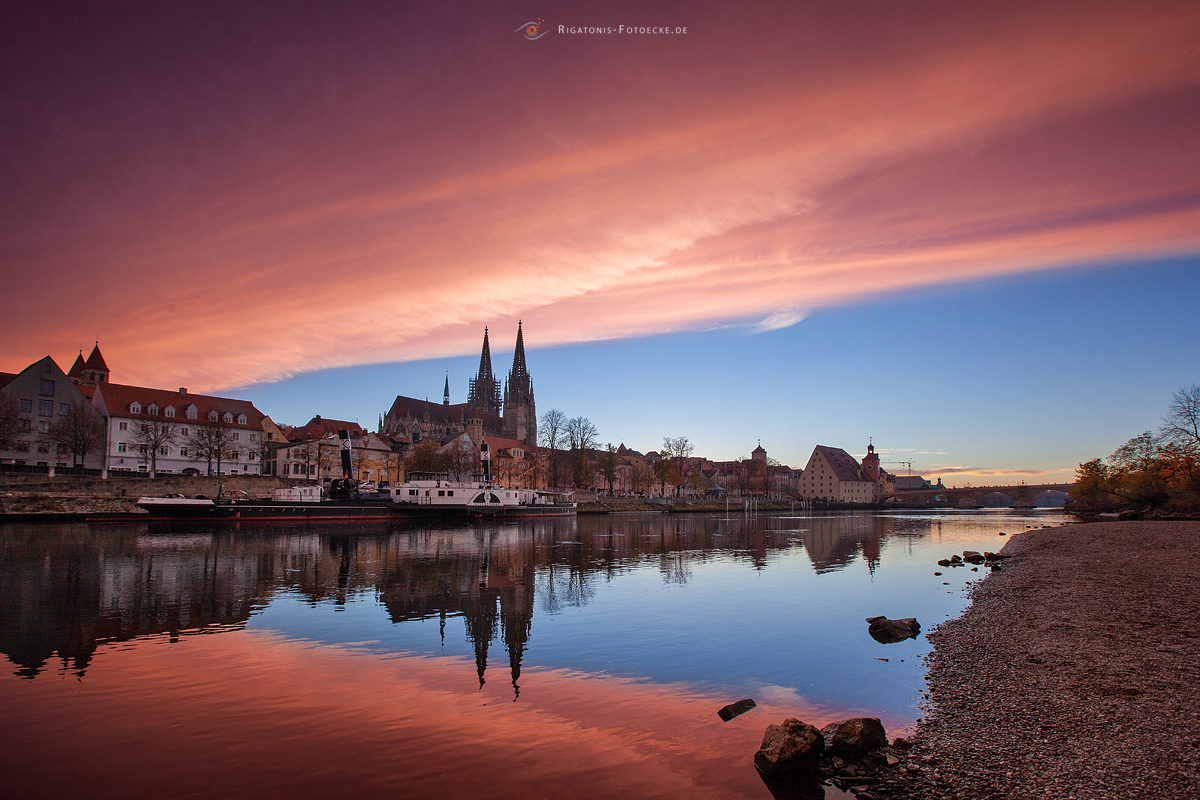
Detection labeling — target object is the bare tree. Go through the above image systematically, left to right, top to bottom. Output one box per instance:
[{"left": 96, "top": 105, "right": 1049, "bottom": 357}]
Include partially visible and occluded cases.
[
  {"left": 1162, "top": 384, "right": 1200, "bottom": 451},
  {"left": 0, "top": 393, "right": 24, "bottom": 451},
  {"left": 44, "top": 399, "right": 106, "bottom": 468},
  {"left": 539, "top": 409, "right": 567, "bottom": 487},
  {"left": 566, "top": 416, "right": 598, "bottom": 488},
  {"left": 128, "top": 417, "right": 177, "bottom": 477},
  {"left": 187, "top": 424, "right": 237, "bottom": 476},
  {"left": 442, "top": 437, "right": 478, "bottom": 480},
  {"left": 662, "top": 437, "right": 694, "bottom": 497},
  {"left": 407, "top": 441, "right": 448, "bottom": 473},
  {"left": 598, "top": 443, "right": 618, "bottom": 495}
]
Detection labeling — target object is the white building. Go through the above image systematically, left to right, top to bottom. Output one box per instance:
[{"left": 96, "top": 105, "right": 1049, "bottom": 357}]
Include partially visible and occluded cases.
[
  {"left": 92, "top": 383, "right": 274, "bottom": 476},
  {"left": 797, "top": 445, "right": 878, "bottom": 503}
]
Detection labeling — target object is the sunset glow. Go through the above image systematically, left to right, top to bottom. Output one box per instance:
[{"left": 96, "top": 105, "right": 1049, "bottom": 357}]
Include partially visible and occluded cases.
[{"left": 3, "top": 1, "right": 1198, "bottom": 393}]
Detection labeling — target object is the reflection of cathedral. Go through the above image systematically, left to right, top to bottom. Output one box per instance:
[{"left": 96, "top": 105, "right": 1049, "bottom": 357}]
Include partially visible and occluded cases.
[
  {"left": 382, "top": 324, "right": 538, "bottom": 447},
  {"left": 377, "top": 537, "right": 535, "bottom": 697}
]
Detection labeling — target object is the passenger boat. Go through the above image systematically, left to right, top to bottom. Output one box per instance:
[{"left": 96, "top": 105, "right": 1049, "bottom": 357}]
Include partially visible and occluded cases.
[{"left": 387, "top": 473, "right": 576, "bottom": 517}]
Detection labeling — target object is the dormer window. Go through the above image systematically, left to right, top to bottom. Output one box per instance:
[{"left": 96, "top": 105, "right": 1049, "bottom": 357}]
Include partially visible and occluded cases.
[
  {"left": 130, "top": 402, "right": 142, "bottom": 414},
  {"left": 147, "top": 404, "right": 159, "bottom": 416},
  {"left": 186, "top": 405, "right": 198, "bottom": 420},
  {"left": 164, "top": 406, "right": 176, "bottom": 418},
  {"left": 207, "top": 410, "right": 218, "bottom": 422},
  {"left": 223, "top": 412, "right": 234, "bottom": 424},
  {"left": 237, "top": 414, "right": 247, "bottom": 425}
]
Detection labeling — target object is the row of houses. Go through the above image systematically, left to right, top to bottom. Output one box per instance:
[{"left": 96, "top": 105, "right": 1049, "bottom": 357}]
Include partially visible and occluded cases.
[
  {"left": 0, "top": 346, "right": 546, "bottom": 487},
  {"left": 1, "top": 346, "right": 933, "bottom": 502}
]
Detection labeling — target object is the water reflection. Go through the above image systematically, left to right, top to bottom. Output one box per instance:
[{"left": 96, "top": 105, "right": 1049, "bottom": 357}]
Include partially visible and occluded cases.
[{"left": 0, "top": 512, "right": 1042, "bottom": 685}]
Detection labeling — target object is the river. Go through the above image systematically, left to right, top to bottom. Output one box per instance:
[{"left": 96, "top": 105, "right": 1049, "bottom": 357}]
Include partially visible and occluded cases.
[{"left": 0, "top": 509, "right": 1066, "bottom": 799}]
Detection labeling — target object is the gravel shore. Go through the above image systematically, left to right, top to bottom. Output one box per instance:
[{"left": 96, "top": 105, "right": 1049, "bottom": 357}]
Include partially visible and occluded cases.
[{"left": 873, "top": 521, "right": 1200, "bottom": 800}]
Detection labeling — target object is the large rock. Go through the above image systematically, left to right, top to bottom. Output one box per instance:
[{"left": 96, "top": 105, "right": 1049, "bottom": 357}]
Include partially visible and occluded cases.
[
  {"left": 962, "top": 550, "right": 985, "bottom": 564},
  {"left": 867, "top": 616, "right": 921, "bottom": 644},
  {"left": 828, "top": 717, "right": 888, "bottom": 758},
  {"left": 754, "top": 718, "right": 825, "bottom": 777}
]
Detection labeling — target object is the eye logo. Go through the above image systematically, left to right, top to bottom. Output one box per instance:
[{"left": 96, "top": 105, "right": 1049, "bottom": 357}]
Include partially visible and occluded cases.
[{"left": 516, "top": 18, "right": 547, "bottom": 40}]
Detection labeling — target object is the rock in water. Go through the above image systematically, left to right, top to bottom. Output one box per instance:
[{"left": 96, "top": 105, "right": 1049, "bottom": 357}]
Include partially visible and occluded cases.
[
  {"left": 962, "top": 550, "right": 985, "bottom": 564},
  {"left": 867, "top": 617, "right": 921, "bottom": 644},
  {"left": 718, "top": 698, "right": 757, "bottom": 721},
  {"left": 755, "top": 718, "right": 825, "bottom": 777},
  {"left": 829, "top": 718, "right": 888, "bottom": 758}
]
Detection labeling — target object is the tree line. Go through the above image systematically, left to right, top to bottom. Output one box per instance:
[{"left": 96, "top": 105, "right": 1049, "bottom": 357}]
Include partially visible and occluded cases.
[{"left": 1071, "top": 385, "right": 1200, "bottom": 512}]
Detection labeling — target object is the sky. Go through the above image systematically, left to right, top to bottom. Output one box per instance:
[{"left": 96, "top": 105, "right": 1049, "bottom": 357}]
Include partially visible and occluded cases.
[{"left": 2, "top": 1, "right": 1198, "bottom": 482}]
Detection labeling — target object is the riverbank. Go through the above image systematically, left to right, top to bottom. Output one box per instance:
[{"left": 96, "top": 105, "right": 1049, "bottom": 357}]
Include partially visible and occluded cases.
[{"left": 872, "top": 521, "right": 1200, "bottom": 800}]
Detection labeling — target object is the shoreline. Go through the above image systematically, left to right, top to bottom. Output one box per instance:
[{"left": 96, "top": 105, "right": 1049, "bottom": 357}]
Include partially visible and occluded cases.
[{"left": 872, "top": 521, "right": 1200, "bottom": 799}]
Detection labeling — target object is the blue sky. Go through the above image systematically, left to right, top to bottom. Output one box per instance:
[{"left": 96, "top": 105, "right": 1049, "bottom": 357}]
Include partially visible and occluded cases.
[{"left": 232, "top": 256, "right": 1200, "bottom": 483}]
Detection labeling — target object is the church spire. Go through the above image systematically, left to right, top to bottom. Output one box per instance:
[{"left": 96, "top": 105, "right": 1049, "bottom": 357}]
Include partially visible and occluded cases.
[
  {"left": 510, "top": 320, "right": 529, "bottom": 385},
  {"left": 467, "top": 327, "right": 501, "bottom": 414},
  {"left": 477, "top": 327, "right": 494, "bottom": 383},
  {"left": 443, "top": 372, "right": 450, "bottom": 406}
]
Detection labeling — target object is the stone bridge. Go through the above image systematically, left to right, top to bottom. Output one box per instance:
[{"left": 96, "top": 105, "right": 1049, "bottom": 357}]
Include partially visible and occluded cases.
[{"left": 881, "top": 483, "right": 1073, "bottom": 508}]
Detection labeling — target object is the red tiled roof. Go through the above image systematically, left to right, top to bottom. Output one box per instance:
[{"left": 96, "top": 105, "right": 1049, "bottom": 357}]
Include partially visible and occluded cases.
[
  {"left": 83, "top": 344, "right": 109, "bottom": 373},
  {"left": 94, "top": 383, "right": 267, "bottom": 429},
  {"left": 288, "top": 416, "right": 366, "bottom": 441},
  {"left": 480, "top": 435, "right": 538, "bottom": 457},
  {"left": 814, "top": 445, "right": 868, "bottom": 482}
]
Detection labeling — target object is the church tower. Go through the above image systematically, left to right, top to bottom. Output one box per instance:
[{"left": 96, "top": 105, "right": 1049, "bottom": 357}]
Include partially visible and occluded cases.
[
  {"left": 503, "top": 321, "right": 537, "bottom": 446},
  {"left": 467, "top": 327, "right": 501, "bottom": 415}
]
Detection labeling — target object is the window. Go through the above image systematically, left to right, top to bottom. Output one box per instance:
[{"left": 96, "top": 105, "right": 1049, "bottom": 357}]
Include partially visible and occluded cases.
[
  {"left": 39, "top": 379, "right": 54, "bottom": 396},
  {"left": 19, "top": 399, "right": 31, "bottom": 412},
  {"left": 38, "top": 400, "right": 53, "bottom": 416},
  {"left": 130, "top": 402, "right": 141, "bottom": 414},
  {"left": 59, "top": 403, "right": 70, "bottom": 415},
  {"left": 148, "top": 405, "right": 159, "bottom": 416},
  {"left": 186, "top": 406, "right": 197, "bottom": 420},
  {"left": 165, "top": 407, "right": 175, "bottom": 418},
  {"left": 208, "top": 411, "right": 218, "bottom": 422},
  {"left": 223, "top": 412, "right": 233, "bottom": 424},
  {"left": 237, "top": 414, "right": 247, "bottom": 425},
  {"left": 18, "top": 419, "right": 30, "bottom": 432},
  {"left": 38, "top": 421, "right": 51, "bottom": 434},
  {"left": 118, "top": 421, "right": 128, "bottom": 431},
  {"left": 141, "top": 424, "right": 149, "bottom": 433},
  {"left": 180, "top": 427, "right": 188, "bottom": 436},
  {"left": 232, "top": 432, "right": 239, "bottom": 441},
  {"left": 249, "top": 433, "right": 258, "bottom": 442},
  {"left": 14, "top": 441, "right": 29, "bottom": 452},
  {"left": 37, "top": 442, "right": 49, "bottom": 453},
  {"left": 57, "top": 443, "right": 66, "bottom": 455},
  {"left": 117, "top": 443, "right": 127, "bottom": 453},
  {"left": 139, "top": 445, "right": 148, "bottom": 454},
  {"left": 159, "top": 446, "right": 169, "bottom": 456},
  {"left": 180, "top": 447, "right": 188, "bottom": 457},
  {"left": 438, "top": 490, "right": 445, "bottom": 496}
]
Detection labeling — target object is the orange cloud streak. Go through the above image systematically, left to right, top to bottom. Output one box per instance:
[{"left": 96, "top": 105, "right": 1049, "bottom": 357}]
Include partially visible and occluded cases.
[{"left": 2, "top": 2, "right": 1198, "bottom": 389}]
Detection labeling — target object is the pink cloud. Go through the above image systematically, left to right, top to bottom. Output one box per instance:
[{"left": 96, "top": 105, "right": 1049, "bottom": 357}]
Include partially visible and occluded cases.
[{"left": 1, "top": 1, "right": 1198, "bottom": 389}]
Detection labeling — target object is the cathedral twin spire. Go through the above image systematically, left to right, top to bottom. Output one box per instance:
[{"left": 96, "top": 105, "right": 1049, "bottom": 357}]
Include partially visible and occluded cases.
[{"left": 461, "top": 323, "right": 537, "bottom": 446}]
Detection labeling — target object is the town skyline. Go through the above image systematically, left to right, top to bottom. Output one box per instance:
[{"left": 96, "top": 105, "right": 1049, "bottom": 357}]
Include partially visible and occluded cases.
[{"left": 3, "top": 1, "right": 1199, "bottom": 482}]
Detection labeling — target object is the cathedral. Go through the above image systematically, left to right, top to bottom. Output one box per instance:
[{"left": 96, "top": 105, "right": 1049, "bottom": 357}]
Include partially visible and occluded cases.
[{"left": 382, "top": 323, "right": 537, "bottom": 447}]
